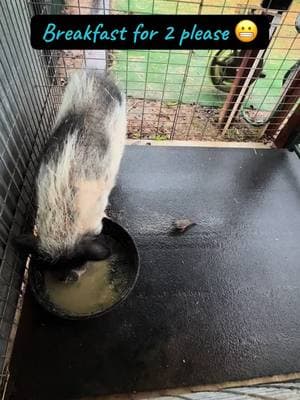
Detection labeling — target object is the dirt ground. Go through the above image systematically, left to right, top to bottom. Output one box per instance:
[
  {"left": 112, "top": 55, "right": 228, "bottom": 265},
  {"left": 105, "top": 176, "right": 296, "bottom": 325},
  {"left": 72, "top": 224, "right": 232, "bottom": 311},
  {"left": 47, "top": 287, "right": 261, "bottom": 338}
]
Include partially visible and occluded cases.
[{"left": 126, "top": 98, "right": 265, "bottom": 142}]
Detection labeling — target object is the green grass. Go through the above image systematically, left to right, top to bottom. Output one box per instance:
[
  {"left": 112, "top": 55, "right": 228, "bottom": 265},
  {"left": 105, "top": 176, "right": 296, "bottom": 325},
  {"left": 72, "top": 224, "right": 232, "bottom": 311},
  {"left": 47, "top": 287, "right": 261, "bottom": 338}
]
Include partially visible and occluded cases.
[{"left": 112, "top": 0, "right": 300, "bottom": 111}]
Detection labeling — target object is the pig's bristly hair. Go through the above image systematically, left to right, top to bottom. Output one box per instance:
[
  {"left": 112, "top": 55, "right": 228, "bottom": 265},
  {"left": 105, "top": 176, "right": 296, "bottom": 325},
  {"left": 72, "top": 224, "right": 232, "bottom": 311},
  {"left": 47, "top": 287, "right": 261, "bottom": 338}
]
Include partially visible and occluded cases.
[{"left": 36, "top": 71, "right": 126, "bottom": 259}]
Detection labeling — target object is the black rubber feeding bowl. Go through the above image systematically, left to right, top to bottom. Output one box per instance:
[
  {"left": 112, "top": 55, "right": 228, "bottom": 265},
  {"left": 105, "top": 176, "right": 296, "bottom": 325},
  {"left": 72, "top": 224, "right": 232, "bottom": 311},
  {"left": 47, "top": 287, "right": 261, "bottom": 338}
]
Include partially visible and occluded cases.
[{"left": 29, "top": 218, "right": 139, "bottom": 320}]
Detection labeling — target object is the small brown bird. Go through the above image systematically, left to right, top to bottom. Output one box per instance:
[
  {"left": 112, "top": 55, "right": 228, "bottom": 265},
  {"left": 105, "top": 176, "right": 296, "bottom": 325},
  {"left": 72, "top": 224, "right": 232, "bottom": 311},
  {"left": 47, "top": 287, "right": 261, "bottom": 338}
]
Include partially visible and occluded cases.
[{"left": 171, "top": 219, "right": 196, "bottom": 234}]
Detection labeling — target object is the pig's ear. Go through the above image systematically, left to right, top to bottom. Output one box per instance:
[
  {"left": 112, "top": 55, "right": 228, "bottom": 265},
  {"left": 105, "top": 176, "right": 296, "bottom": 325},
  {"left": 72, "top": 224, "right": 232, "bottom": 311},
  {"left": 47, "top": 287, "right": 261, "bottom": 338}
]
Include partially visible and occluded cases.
[
  {"left": 12, "top": 234, "right": 39, "bottom": 255},
  {"left": 79, "top": 235, "right": 111, "bottom": 261}
]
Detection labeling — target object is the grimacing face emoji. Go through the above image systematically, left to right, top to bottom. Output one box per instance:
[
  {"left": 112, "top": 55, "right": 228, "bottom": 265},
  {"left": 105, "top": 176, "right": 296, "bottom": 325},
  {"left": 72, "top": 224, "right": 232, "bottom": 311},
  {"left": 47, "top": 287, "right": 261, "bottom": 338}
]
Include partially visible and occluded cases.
[{"left": 235, "top": 20, "right": 258, "bottom": 43}]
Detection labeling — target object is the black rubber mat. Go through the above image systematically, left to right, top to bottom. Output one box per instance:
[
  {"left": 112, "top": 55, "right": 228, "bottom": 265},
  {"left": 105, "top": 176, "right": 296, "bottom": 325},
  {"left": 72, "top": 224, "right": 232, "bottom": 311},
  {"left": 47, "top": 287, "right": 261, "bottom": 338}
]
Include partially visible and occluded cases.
[{"left": 10, "top": 147, "right": 300, "bottom": 400}]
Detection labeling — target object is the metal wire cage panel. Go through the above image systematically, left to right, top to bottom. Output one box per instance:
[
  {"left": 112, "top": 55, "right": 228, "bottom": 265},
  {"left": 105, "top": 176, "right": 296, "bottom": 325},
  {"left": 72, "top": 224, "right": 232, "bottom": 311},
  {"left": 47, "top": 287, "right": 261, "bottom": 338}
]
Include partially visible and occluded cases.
[
  {"left": 0, "top": 0, "right": 57, "bottom": 391},
  {"left": 27, "top": 0, "right": 300, "bottom": 143}
]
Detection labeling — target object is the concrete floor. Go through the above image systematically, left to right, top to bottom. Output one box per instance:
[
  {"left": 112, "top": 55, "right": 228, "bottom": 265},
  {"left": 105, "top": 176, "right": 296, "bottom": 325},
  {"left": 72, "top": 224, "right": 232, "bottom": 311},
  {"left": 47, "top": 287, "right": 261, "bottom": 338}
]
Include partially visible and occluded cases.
[{"left": 9, "top": 145, "right": 300, "bottom": 400}]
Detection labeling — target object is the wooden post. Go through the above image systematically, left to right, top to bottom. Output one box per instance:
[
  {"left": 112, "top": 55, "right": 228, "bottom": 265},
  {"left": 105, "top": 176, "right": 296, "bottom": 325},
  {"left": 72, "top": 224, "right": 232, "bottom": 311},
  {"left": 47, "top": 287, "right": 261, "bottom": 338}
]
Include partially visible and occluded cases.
[
  {"left": 218, "top": 49, "right": 261, "bottom": 130},
  {"left": 264, "top": 69, "right": 300, "bottom": 144},
  {"left": 273, "top": 103, "right": 300, "bottom": 148}
]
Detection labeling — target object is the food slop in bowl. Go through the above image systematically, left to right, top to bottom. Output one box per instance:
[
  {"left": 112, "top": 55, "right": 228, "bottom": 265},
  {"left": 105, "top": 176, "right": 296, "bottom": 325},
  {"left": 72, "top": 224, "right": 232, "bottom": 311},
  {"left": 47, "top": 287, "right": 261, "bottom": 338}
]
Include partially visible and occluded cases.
[{"left": 29, "top": 218, "right": 139, "bottom": 320}]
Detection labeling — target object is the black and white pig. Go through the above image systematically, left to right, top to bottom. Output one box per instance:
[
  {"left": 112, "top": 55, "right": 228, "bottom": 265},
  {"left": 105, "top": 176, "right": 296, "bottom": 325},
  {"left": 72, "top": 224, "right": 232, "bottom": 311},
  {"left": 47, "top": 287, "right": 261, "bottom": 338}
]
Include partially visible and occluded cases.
[{"left": 14, "top": 70, "right": 126, "bottom": 281}]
